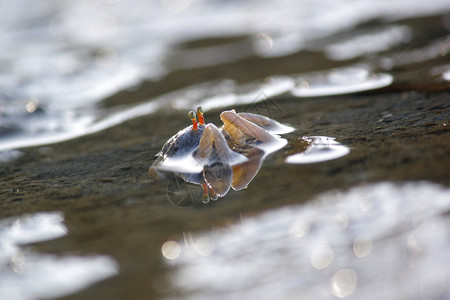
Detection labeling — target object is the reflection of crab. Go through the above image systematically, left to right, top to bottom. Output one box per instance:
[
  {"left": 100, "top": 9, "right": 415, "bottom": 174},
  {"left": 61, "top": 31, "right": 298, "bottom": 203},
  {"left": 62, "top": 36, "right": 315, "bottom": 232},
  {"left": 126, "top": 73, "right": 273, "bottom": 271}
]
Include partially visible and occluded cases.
[{"left": 150, "top": 106, "right": 293, "bottom": 203}]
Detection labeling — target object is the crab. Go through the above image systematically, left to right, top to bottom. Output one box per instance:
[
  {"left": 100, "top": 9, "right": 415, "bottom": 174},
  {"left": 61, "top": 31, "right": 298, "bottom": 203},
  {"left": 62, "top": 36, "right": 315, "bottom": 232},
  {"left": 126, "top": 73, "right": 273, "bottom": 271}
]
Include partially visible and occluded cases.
[{"left": 150, "top": 106, "right": 293, "bottom": 203}]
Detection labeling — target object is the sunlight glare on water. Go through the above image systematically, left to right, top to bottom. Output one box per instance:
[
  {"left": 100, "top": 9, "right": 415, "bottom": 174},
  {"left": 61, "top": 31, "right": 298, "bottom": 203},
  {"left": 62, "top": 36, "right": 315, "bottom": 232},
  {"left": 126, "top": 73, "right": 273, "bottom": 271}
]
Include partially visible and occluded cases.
[
  {"left": 325, "top": 25, "right": 412, "bottom": 61},
  {"left": 290, "top": 67, "right": 393, "bottom": 97},
  {"left": 443, "top": 69, "right": 450, "bottom": 81},
  {"left": 171, "top": 77, "right": 295, "bottom": 111},
  {"left": 286, "top": 136, "right": 350, "bottom": 164},
  {"left": 164, "top": 182, "right": 450, "bottom": 300},
  {"left": 0, "top": 212, "right": 118, "bottom": 300},
  {"left": 4, "top": 212, "right": 67, "bottom": 245},
  {"left": 353, "top": 235, "right": 373, "bottom": 258},
  {"left": 162, "top": 241, "right": 182, "bottom": 260},
  {"left": 310, "top": 244, "right": 334, "bottom": 270},
  {"left": 331, "top": 269, "right": 358, "bottom": 298}
]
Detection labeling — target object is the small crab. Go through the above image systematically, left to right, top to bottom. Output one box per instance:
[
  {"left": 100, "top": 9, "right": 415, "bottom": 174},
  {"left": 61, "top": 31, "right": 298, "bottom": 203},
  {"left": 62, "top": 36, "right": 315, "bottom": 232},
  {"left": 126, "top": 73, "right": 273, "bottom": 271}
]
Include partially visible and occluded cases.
[
  {"left": 150, "top": 106, "right": 293, "bottom": 203},
  {"left": 151, "top": 107, "right": 247, "bottom": 173}
]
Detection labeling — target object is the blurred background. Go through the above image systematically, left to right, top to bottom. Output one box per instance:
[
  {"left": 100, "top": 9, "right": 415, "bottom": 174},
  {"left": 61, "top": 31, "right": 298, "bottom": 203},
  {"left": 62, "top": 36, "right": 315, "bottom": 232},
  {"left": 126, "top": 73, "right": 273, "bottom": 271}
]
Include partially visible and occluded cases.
[{"left": 1, "top": 0, "right": 449, "bottom": 151}]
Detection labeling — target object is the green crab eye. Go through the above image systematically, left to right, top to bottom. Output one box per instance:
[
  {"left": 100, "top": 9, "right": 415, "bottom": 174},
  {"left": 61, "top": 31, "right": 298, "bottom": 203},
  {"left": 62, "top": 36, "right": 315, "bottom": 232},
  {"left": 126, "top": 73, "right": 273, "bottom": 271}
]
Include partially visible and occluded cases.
[
  {"left": 196, "top": 106, "right": 204, "bottom": 114},
  {"left": 188, "top": 111, "right": 197, "bottom": 120}
]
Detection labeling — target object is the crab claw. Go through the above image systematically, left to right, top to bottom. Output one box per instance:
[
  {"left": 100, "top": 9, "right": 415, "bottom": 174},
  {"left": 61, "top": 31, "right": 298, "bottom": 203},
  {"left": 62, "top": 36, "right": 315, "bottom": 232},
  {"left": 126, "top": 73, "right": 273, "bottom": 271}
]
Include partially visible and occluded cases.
[
  {"left": 220, "top": 110, "right": 288, "bottom": 152},
  {"left": 194, "top": 123, "right": 247, "bottom": 166}
]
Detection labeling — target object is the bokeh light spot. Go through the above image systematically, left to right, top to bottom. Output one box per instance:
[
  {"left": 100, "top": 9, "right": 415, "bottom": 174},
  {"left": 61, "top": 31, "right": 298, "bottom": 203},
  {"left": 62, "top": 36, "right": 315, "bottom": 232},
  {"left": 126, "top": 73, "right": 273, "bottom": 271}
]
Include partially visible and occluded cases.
[
  {"left": 25, "top": 101, "right": 39, "bottom": 113},
  {"left": 334, "top": 213, "right": 349, "bottom": 231},
  {"left": 289, "top": 219, "right": 310, "bottom": 238},
  {"left": 353, "top": 235, "right": 373, "bottom": 258},
  {"left": 194, "top": 237, "right": 215, "bottom": 256},
  {"left": 162, "top": 241, "right": 181, "bottom": 260},
  {"left": 310, "top": 244, "right": 333, "bottom": 270},
  {"left": 331, "top": 269, "right": 357, "bottom": 298}
]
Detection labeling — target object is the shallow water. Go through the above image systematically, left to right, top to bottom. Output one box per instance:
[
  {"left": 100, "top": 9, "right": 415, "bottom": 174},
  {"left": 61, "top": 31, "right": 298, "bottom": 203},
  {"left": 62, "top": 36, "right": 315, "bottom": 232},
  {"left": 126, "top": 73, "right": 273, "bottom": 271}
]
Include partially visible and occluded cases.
[
  {"left": 0, "top": 0, "right": 449, "bottom": 299},
  {"left": 166, "top": 182, "right": 450, "bottom": 300},
  {"left": 0, "top": 212, "right": 118, "bottom": 300}
]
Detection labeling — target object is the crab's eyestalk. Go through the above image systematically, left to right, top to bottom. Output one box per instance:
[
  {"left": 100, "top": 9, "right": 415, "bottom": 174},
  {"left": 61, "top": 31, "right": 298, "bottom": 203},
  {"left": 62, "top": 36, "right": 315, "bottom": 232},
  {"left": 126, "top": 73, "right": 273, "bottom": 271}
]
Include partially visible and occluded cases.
[
  {"left": 197, "top": 106, "right": 204, "bottom": 125},
  {"left": 188, "top": 111, "right": 198, "bottom": 131}
]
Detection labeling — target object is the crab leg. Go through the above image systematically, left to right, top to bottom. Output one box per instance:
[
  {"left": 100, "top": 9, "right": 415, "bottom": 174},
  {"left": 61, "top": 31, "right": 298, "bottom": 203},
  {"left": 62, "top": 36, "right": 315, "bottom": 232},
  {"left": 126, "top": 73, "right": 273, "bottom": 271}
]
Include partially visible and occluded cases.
[
  {"left": 220, "top": 110, "right": 275, "bottom": 146},
  {"left": 237, "top": 112, "right": 294, "bottom": 135},
  {"left": 238, "top": 112, "right": 279, "bottom": 129},
  {"left": 232, "top": 147, "right": 265, "bottom": 190}
]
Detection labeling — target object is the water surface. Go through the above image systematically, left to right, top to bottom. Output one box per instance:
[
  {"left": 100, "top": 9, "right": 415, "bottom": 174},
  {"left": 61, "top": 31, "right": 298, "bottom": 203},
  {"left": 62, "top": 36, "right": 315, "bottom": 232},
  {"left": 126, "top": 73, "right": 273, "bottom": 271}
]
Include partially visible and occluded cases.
[
  {"left": 165, "top": 182, "right": 450, "bottom": 300},
  {"left": 0, "top": 212, "right": 118, "bottom": 300}
]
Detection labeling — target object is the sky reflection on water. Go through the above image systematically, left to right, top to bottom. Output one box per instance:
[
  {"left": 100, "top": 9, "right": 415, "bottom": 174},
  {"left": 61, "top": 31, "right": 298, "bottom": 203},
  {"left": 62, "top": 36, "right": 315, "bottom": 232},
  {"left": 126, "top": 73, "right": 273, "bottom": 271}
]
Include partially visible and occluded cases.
[
  {"left": 290, "top": 68, "right": 393, "bottom": 98},
  {"left": 164, "top": 182, "right": 450, "bottom": 300},
  {"left": 0, "top": 212, "right": 118, "bottom": 300}
]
